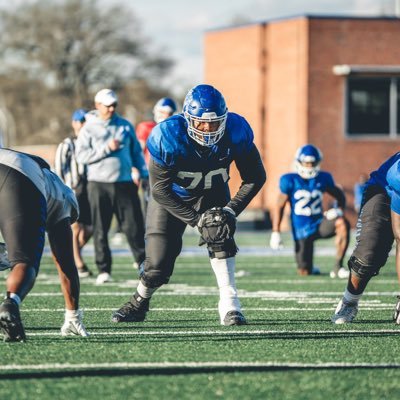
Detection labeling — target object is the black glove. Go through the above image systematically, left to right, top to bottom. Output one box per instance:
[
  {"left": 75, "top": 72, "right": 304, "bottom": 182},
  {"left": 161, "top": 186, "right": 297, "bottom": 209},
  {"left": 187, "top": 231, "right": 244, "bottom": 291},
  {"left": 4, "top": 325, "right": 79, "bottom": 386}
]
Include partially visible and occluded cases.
[{"left": 197, "top": 207, "right": 236, "bottom": 246}]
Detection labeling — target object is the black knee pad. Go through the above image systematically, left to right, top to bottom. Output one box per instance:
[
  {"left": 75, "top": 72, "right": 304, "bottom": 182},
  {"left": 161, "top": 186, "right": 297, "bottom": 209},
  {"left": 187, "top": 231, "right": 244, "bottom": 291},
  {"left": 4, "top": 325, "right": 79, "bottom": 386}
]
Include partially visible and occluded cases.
[
  {"left": 207, "top": 238, "right": 238, "bottom": 259},
  {"left": 348, "top": 256, "right": 380, "bottom": 279},
  {"left": 140, "top": 269, "right": 170, "bottom": 288}
]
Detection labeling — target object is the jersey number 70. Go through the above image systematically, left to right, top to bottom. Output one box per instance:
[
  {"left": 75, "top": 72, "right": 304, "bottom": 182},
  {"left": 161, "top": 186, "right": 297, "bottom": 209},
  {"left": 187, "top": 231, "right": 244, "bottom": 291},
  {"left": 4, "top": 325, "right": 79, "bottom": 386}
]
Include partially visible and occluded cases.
[{"left": 177, "top": 168, "right": 229, "bottom": 190}]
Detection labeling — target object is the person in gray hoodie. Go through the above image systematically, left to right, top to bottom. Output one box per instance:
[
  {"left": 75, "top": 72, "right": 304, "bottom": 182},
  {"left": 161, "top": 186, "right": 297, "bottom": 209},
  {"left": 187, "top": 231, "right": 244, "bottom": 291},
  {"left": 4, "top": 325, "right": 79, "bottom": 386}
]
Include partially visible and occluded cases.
[{"left": 75, "top": 89, "right": 148, "bottom": 284}]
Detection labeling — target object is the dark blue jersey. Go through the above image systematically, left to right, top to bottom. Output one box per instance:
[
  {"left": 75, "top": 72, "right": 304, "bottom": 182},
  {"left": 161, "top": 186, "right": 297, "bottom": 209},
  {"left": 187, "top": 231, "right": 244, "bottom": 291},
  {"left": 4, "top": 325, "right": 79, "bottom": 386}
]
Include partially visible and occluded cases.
[
  {"left": 146, "top": 112, "right": 266, "bottom": 226},
  {"left": 147, "top": 113, "right": 254, "bottom": 199},
  {"left": 368, "top": 152, "right": 400, "bottom": 214},
  {"left": 280, "top": 171, "right": 335, "bottom": 240}
]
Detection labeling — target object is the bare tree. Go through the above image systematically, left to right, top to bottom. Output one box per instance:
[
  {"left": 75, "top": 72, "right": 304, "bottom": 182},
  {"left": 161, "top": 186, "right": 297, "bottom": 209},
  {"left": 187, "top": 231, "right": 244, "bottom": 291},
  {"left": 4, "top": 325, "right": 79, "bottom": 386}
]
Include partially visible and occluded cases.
[{"left": 0, "top": 0, "right": 174, "bottom": 144}]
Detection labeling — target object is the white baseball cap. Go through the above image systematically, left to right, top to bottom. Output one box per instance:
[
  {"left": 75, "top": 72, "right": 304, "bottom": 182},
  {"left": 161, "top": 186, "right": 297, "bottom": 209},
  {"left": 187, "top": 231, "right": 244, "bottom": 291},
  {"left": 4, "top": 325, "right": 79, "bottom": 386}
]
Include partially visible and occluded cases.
[{"left": 94, "top": 89, "right": 118, "bottom": 106}]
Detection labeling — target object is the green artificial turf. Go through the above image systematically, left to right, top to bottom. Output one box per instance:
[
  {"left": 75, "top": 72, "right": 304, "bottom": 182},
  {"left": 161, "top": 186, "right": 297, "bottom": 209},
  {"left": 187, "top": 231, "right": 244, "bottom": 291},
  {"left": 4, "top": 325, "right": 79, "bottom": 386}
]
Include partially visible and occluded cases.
[{"left": 0, "top": 231, "right": 399, "bottom": 399}]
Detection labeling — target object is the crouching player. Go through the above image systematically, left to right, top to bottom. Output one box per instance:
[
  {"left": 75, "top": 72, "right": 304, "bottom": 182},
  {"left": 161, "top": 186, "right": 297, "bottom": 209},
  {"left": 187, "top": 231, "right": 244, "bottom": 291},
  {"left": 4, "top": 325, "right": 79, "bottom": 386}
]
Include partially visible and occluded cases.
[
  {"left": 112, "top": 84, "right": 266, "bottom": 326},
  {"left": 270, "top": 144, "right": 350, "bottom": 277},
  {"left": 0, "top": 148, "right": 89, "bottom": 341},
  {"left": 332, "top": 152, "right": 400, "bottom": 324}
]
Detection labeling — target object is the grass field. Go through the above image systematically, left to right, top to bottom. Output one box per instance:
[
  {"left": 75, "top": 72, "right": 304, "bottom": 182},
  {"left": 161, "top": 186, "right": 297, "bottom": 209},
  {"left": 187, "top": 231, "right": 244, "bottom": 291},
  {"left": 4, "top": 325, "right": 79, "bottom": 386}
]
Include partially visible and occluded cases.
[{"left": 1, "top": 231, "right": 400, "bottom": 399}]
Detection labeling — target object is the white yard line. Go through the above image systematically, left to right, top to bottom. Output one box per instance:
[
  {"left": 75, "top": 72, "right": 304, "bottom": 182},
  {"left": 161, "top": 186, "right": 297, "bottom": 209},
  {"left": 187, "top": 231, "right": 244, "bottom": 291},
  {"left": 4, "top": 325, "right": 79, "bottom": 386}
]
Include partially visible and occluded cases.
[
  {"left": 41, "top": 245, "right": 347, "bottom": 258},
  {"left": 32, "top": 277, "right": 400, "bottom": 285},
  {"left": 25, "top": 290, "right": 400, "bottom": 297},
  {"left": 21, "top": 306, "right": 394, "bottom": 312},
  {"left": 23, "top": 328, "right": 400, "bottom": 337},
  {"left": 1, "top": 361, "right": 400, "bottom": 372}
]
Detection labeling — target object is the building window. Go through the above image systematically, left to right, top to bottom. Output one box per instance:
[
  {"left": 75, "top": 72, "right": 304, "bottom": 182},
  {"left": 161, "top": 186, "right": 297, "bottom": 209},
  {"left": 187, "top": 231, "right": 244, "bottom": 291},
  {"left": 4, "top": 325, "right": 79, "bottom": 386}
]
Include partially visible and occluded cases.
[{"left": 347, "top": 77, "right": 399, "bottom": 137}]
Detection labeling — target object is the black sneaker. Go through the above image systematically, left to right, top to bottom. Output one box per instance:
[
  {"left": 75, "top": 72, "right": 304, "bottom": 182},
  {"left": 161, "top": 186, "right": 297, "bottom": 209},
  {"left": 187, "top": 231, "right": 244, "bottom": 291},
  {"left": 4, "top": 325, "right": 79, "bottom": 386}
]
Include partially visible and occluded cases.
[
  {"left": 77, "top": 264, "right": 93, "bottom": 278},
  {"left": 111, "top": 294, "right": 150, "bottom": 323},
  {"left": 393, "top": 296, "right": 400, "bottom": 324},
  {"left": 0, "top": 299, "right": 26, "bottom": 342},
  {"left": 223, "top": 310, "right": 247, "bottom": 326}
]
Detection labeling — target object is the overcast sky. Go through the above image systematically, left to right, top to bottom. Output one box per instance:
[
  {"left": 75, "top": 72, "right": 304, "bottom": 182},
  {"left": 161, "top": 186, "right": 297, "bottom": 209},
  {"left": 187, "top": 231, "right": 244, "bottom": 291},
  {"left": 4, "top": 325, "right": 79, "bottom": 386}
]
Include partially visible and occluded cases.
[
  {"left": 5, "top": 0, "right": 400, "bottom": 95},
  {"left": 125, "top": 0, "right": 399, "bottom": 95}
]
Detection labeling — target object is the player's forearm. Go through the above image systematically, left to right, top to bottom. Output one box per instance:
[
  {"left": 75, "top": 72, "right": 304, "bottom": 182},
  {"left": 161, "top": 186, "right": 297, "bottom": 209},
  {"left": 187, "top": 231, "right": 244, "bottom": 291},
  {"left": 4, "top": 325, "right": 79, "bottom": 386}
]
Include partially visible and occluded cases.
[
  {"left": 150, "top": 159, "right": 200, "bottom": 226},
  {"left": 152, "top": 181, "right": 200, "bottom": 226},
  {"left": 226, "top": 181, "right": 264, "bottom": 216},
  {"left": 328, "top": 185, "right": 346, "bottom": 209},
  {"left": 271, "top": 206, "right": 284, "bottom": 232},
  {"left": 56, "top": 264, "right": 80, "bottom": 310}
]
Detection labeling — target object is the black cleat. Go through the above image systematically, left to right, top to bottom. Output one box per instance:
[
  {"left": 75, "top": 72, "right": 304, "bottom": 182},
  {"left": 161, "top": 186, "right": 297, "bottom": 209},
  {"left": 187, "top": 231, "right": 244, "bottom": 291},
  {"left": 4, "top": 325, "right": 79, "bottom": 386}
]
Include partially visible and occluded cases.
[
  {"left": 111, "top": 295, "right": 149, "bottom": 323},
  {"left": 393, "top": 296, "right": 400, "bottom": 324},
  {"left": 0, "top": 299, "right": 26, "bottom": 342},
  {"left": 223, "top": 310, "right": 247, "bottom": 326}
]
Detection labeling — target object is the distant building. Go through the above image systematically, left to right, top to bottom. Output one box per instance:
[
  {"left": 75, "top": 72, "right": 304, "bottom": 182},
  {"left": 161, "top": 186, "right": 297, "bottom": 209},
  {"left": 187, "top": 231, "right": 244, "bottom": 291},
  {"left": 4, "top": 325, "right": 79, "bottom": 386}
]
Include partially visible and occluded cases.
[{"left": 205, "top": 15, "right": 400, "bottom": 225}]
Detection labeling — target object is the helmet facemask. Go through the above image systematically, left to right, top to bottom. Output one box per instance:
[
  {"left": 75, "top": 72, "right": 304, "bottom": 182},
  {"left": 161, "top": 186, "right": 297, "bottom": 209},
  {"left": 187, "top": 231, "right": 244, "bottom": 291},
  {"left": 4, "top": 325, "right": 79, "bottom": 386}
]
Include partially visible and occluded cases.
[
  {"left": 183, "top": 84, "right": 228, "bottom": 147},
  {"left": 184, "top": 111, "right": 227, "bottom": 147},
  {"left": 295, "top": 145, "right": 322, "bottom": 179},
  {"left": 295, "top": 159, "right": 321, "bottom": 179}
]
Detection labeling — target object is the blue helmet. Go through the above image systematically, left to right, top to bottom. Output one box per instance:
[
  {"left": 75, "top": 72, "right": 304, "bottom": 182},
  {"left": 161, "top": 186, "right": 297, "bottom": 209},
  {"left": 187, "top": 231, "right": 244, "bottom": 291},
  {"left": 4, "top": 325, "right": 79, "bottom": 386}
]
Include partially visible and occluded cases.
[
  {"left": 183, "top": 84, "right": 228, "bottom": 147},
  {"left": 153, "top": 97, "right": 177, "bottom": 123},
  {"left": 295, "top": 144, "right": 323, "bottom": 179}
]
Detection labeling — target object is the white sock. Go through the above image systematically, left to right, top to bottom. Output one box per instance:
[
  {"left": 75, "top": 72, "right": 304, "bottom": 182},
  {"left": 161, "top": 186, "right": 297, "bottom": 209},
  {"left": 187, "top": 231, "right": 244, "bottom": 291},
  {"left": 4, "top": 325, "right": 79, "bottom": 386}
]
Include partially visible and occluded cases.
[
  {"left": 210, "top": 257, "right": 242, "bottom": 322},
  {"left": 137, "top": 281, "right": 158, "bottom": 299},
  {"left": 343, "top": 288, "right": 362, "bottom": 304},
  {"left": 7, "top": 293, "right": 21, "bottom": 305},
  {"left": 65, "top": 309, "right": 81, "bottom": 321}
]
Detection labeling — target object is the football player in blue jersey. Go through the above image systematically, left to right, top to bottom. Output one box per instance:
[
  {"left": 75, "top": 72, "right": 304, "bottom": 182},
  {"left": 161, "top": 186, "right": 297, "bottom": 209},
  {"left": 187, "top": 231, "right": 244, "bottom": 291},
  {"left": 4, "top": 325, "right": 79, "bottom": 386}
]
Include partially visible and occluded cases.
[
  {"left": 112, "top": 84, "right": 266, "bottom": 326},
  {"left": 270, "top": 144, "right": 350, "bottom": 277},
  {"left": 332, "top": 153, "right": 400, "bottom": 324}
]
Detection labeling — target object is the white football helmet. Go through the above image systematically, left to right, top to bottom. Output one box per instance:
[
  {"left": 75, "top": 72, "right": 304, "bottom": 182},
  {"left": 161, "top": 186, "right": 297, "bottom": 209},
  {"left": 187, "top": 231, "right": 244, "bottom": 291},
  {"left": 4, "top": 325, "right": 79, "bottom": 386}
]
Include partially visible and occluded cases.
[
  {"left": 153, "top": 97, "right": 177, "bottom": 123},
  {"left": 295, "top": 144, "right": 323, "bottom": 179}
]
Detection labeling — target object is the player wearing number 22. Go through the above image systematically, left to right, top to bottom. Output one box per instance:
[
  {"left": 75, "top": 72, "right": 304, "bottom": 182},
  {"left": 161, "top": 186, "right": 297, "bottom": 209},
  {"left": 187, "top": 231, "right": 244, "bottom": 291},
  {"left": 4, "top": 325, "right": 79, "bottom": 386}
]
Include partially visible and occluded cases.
[
  {"left": 112, "top": 84, "right": 266, "bottom": 326},
  {"left": 269, "top": 144, "right": 350, "bottom": 278}
]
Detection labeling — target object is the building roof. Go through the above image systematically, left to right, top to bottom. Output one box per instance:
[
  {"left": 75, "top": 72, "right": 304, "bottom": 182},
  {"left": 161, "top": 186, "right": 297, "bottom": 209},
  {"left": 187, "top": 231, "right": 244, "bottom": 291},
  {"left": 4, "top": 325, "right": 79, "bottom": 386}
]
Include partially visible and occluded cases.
[{"left": 206, "top": 14, "right": 400, "bottom": 34}]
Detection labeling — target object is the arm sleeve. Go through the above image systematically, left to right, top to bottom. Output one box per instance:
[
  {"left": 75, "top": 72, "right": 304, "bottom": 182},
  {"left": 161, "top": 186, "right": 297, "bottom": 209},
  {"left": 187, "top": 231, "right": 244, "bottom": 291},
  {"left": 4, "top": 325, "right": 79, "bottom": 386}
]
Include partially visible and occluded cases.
[
  {"left": 226, "top": 144, "right": 266, "bottom": 216},
  {"left": 149, "top": 158, "right": 200, "bottom": 226},
  {"left": 326, "top": 185, "right": 346, "bottom": 209}
]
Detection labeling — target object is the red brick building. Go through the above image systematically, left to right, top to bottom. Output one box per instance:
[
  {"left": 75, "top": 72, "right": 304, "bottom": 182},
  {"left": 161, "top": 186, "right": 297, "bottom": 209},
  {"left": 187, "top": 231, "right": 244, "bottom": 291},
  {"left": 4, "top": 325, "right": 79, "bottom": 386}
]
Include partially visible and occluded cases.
[{"left": 205, "top": 15, "right": 400, "bottom": 225}]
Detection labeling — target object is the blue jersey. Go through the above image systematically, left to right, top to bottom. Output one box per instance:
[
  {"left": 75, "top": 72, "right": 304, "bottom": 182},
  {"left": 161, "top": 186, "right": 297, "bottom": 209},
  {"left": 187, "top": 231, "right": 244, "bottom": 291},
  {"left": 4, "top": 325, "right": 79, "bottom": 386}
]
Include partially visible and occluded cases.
[
  {"left": 147, "top": 113, "right": 254, "bottom": 199},
  {"left": 368, "top": 152, "right": 400, "bottom": 214},
  {"left": 280, "top": 171, "right": 335, "bottom": 240}
]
